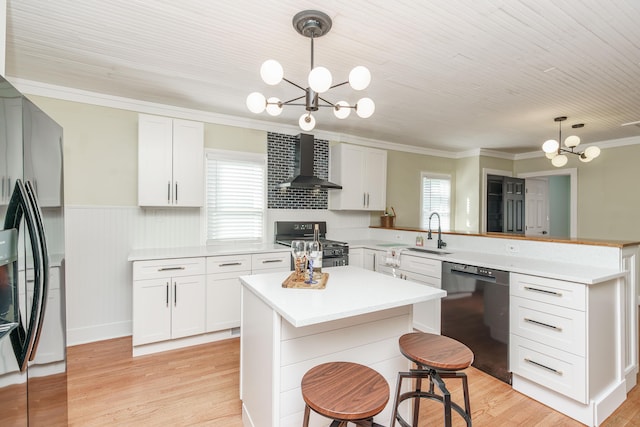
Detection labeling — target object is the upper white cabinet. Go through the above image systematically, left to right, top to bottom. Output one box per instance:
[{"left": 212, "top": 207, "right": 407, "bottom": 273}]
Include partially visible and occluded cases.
[
  {"left": 138, "top": 114, "right": 204, "bottom": 207},
  {"left": 328, "top": 143, "right": 387, "bottom": 211}
]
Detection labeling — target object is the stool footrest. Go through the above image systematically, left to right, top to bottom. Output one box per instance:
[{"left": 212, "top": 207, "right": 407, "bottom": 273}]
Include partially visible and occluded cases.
[{"left": 391, "top": 368, "right": 472, "bottom": 427}]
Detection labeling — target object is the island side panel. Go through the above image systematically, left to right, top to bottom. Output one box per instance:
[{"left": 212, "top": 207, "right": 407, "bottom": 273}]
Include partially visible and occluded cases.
[
  {"left": 241, "top": 287, "right": 281, "bottom": 427},
  {"left": 277, "top": 306, "right": 413, "bottom": 427}
]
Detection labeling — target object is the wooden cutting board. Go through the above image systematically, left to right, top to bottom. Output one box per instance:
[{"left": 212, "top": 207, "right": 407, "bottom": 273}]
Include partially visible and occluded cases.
[{"left": 282, "top": 272, "right": 328, "bottom": 289}]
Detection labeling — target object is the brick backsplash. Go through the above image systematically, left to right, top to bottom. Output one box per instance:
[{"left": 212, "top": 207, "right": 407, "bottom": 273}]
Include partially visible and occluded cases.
[{"left": 267, "top": 132, "right": 329, "bottom": 209}]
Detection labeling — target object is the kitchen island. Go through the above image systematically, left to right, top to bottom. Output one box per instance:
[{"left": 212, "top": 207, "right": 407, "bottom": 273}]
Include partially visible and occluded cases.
[{"left": 239, "top": 265, "right": 446, "bottom": 427}]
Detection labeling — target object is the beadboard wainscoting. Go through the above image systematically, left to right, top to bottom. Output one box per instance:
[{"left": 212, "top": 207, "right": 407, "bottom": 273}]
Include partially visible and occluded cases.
[{"left": 64, "top": 205, "right": 373, "bottom": 346}]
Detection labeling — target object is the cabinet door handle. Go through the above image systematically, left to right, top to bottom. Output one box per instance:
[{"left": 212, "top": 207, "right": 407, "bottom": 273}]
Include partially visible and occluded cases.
[
  {"left": 167, "top": 181, "right": 171, "bottom": 203},
  {"left": 175, "top": 182, "right": 178, "bottom": 203},
  {"left": 363, "top": 193, "right": 366, "bottom": 207},
  {"left": 367, "top": 193, "right": 370, "bottom": 207},
  {"left": 262, "top": 259, "right": 282, "bottom": 264},
  {"left": 219, "top": 262, "right": 242, "bottom": 267},
  {"left": 158, "top": 266, "right": 186, "bottom": 271},
  {"left": 174, "top": 282, "right": 177, "bottom": 306},
  {"left": 166, "top": 283, "right": 169, "bottom": 307},
  {"left": 523, "top": 286, "right": 563, "bottom": 297},
  {"left": 524, "top": 318, "right": 562, "bottom": 332},
  {"left": 524, "top": 358, "right": 563, "bottom": 376}
]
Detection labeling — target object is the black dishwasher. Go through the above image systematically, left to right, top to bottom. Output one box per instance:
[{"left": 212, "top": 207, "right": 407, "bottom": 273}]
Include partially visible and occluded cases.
[{"left": 441, "top": 261, "right": 511, "bottom": 384}]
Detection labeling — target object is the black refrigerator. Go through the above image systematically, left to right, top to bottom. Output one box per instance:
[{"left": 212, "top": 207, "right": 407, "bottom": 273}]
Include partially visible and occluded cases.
[{"left": 0, "top": 75, "right": 67, "bottom": 425}]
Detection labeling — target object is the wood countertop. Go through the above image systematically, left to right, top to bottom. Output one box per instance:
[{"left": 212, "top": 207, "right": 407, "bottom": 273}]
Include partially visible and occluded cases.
[{"left": 369, "top": 226, "right": 640, "bottom": 248}]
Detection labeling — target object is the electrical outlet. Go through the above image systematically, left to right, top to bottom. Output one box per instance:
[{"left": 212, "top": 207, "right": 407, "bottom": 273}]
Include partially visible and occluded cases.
[
  {"left": 395, "top": 234, "right": 402, "bottom": 240},
  {"left": 506, "top": 243, "right": 519, "bottom": 253}
]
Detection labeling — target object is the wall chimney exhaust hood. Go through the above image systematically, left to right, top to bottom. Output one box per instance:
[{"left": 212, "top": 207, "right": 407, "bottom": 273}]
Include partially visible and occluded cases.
[{"left": 278, "top": 133, "right": 342, "bottom": 189}]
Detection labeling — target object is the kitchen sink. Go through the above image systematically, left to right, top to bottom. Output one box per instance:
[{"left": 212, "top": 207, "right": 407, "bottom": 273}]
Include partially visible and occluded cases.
[{"left": 407, "top": 247, "right": 451, "bottom": 255}]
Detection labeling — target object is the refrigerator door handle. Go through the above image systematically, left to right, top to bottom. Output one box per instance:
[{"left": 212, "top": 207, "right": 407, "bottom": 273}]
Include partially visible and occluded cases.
[
  {"left": 3, "top": 179, "right": 44, "bottom": 371},
  {"left": 25, "top": 180, "right": 49, "bottom": 361}
]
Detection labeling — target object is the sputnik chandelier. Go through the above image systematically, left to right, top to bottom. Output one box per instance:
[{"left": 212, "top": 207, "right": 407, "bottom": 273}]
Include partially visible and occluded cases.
[
  {"left": 246, "top": 10, "right": 374, "bottom": 131},
  {"left": 541, "top": 116, "right": 601, "bottom": 167}
]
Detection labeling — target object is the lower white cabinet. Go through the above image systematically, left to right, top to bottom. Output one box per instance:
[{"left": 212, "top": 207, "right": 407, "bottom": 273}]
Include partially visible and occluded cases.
[
  {"left": 349, "top": 247, "right": 364, "bottom": 268},
  {"left": 206, "top": 251, "right": 290, "bottom": 333},
  {"left": 375, "top": 251, "right": 442, "bottom": 334},
  {"left": 206, "top": 254, "right": 252, "bottom": 332},
  {"left": 132, "top": 257, "right": 206, "bottom": 346},
  {"left": 509, "top": 272, "right": 619, "bottom": 418}
]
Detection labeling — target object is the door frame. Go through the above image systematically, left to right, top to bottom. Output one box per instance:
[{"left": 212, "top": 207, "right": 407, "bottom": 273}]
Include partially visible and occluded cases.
[
  {"left": 480, "top": 168, "right": 513, "bottom": 233},
  {"left": 517, "top": 168, "right": 577, "bottom": 238}
]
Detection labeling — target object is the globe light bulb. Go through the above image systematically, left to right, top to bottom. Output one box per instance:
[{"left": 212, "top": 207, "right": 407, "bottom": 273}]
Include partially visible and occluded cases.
[
  {"left": 260, "top": 60, "right": 283, "bottom": 85},
  {"left": 308, "top": 66, "right": 332, "bottom": 93},
  {"left": 349, "top": 66, "right": 371, "bottom": 90},
  {"left": 246, "top": 92, "right": 266, "bottom": 114},
  {"left": 265, "top": 97, "right": 283, "bottom": 116},
  {"left": 356, "top": 98, "right": 375, "bottom": 118},
  {"left": 333, "top": 101, "right": 351, "bottom": 119},
  {"left": 299, "top": 113, "right": 316, "bottom": 131},
  {"left": 564, "top": 135, "right": 580, "bottom": 148},
  {"left": 542, "top": 139, "right": 559, "bottom": 153},
  {"left": 584, "top": 146, "right": 601, "bottom": 159},
  {"left": 545, "top": 151, "right": 558, "bottom": 159},
  {"left": 551, "top": 154, "right": 568, "bottom": 167},
  {"left": 579, "top": 154, "right": 593, "bottom": 163}
]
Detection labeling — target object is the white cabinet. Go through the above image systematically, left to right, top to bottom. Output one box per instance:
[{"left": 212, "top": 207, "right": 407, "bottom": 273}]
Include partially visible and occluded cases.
[
  {"left": 138, "top": 114, "right": 204, "bottom": 207},
  {"left": 328, "top": 143, "right": 387, "bottom": 211},
  {"left": 349, "top": 248, "right": 364, "bottom": 268},
  {"left": 363, "top": 248, "right": 381, "bottom": 271},
  {"left": 374, "top": 250, "right": 442, "bottom": 333},
  {"left": 206, "top": 251, "right": 290, "bottom": 333},
  {"left": 251, "top": 251, "right": 290, "bottom": 274},
  {"left": 206, "top": 254, "right": 252, "bottom": 332},
  {"left": 132, "top": 258, "right": 206, "bottom": 346},
  {"left": 509, "top": 273, "right": 618, "bottom": 409}
]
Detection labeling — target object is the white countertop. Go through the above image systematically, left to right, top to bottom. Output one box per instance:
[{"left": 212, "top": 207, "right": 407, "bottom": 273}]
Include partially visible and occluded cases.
[
  {"left": 350, "top": 240, "right": 625, "bottom": 284},
  {"left": 127, "top": 243, "right": 289, "bottom": 261},
  {"left": 239, "top": 265, "right": 446, "bottom": 328}
]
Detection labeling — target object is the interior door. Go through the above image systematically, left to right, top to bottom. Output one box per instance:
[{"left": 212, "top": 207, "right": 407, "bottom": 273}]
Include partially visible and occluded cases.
[{"left": 525, "top": 178, "right": 549, "bottom": 236}]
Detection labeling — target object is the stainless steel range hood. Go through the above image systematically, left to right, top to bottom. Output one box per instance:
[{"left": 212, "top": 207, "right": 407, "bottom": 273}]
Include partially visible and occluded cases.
[{"left": 278, "top": 133, "right": 342, "bottom": 189}]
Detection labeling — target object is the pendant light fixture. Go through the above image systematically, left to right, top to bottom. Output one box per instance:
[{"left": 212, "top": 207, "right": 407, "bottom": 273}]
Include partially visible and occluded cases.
[
  {"left": 246, "top": 10, "right": 375, "bottom": 131},
  {"left": 541, "top": 116, "right": 601, "bottom": 167}
]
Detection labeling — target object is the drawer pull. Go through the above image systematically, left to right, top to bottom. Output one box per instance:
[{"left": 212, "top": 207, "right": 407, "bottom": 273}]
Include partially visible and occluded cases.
[
  {"left": 262, "top": 259, "right": 283, "bottom": 264},
  {"left": 219, "top": 262, "right": 243, "bottom": 267},
  {"left": 158, "top": 266, "right": 186, "bottom": 272},
  {"left": 523, "top": 286, "right": 563, "bottom": 297},
  {"left": 524, "top": 318, "right": 563, "bottom": 331},
  {"left": 524, "top": 358, "right": 563, "bottom": 376}
]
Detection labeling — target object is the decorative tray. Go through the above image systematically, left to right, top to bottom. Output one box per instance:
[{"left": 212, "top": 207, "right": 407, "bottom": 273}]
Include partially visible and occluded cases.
[{"left": 282, "top": 272, "right": 329, "bottom": 289}]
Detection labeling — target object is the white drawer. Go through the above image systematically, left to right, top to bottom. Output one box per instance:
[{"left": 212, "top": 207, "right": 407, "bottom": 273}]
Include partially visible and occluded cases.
[
  {"left": 251, "top": 252, "right": 290, "bottom": 272},
  {"left": 207, "top": 254, "right": 252, "bottom": 274},
  {"left": 400, "top": 254, "right": 441, "bottom": 278},
  {"left": 133, "top": 257, "right": 205, "bottom": 280},
  {"left": 510, "top": 273, "right": 585, "bottom": 311},
  {"left": 510, "top": 296, "right": 586, "bottom": 356},
  {"left": 510, "top": 334, "right": 587, "bottom": 404}
]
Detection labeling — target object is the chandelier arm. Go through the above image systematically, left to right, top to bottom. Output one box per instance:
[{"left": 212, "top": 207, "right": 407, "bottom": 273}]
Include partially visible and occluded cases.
[
  {"left": 310, "top": 33, "right": 315, "bottom": 70},
  {"left": 282, "top": 77, "right": 308, "bottom": 92},
  {"left": 328, "top": 81, "right": 349, "bottom": 90},
  {"left": 281, "top": 95, "right": 306, "bottom": 105},
  {"left": 317, "top": 96, "right": 336, "bottom": 107}
]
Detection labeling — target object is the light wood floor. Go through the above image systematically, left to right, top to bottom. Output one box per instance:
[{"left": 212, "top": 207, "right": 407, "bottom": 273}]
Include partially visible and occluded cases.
[{"left": 67, "top": 336, "right": 640, "bottom": 426}]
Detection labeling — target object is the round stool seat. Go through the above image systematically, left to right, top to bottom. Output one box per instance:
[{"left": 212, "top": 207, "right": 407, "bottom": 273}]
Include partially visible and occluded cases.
[
  {"left": 399, "top": 332, "right": 474, "bottom": 371},
  {"left": 301, "top": 361, "right": 389, "bottom": 421}
]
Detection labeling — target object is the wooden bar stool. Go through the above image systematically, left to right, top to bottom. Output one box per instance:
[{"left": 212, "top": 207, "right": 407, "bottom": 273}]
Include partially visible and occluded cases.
[
  {"left": 390, "top": 332, "right": 474, "bottom": 427},
  {"left": 301, "top": 361, "right": 389, "bottom": 427}
]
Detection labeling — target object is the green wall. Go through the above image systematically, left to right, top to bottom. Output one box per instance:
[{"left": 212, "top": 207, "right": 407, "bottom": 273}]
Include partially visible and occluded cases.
[
  {"left": 26, "top": 94, "right": 640, "bottom": 241},
  {"left": 549, "top": 175, "right": 570, "bottom": 236}
]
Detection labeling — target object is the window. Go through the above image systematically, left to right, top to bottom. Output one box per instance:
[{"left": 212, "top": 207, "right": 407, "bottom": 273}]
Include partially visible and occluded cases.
[
  {"left": 205, "top": 149, "right": 266, "bottom": 243},
  {"left": 420, "top": 173, "right": 451, "bottom": 231}
]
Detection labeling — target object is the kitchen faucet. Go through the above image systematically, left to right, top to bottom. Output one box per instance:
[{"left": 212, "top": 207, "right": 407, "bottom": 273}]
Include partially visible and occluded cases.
[{"left": 427, "top": 212, "right": 447, "bottom": 249}]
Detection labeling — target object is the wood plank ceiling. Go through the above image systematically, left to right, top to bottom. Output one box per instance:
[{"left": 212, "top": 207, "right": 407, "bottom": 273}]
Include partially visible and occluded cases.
[{"left": 5, "top": 0, "right": 640, "bottom": 154}]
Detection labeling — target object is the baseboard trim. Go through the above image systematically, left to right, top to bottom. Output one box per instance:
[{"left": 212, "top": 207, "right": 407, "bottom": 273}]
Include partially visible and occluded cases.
[
  {"left": 67, "top": 320, "right": 131, "bottom": 347},
  {"left": 132, "top": 329, "right": 236, "bottom": 357}
]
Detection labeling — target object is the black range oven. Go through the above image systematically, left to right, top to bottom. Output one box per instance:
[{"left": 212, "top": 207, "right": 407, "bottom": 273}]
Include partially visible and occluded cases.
[{"left": 274, "top": 221, "right": 349, "bottom": 268}]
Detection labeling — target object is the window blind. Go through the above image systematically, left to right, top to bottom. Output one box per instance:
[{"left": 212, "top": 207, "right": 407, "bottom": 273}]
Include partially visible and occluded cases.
[
  {"left": 206, "top": 150, "right": 266, "bottom": 243},
  {"left": 420, "top": 173, "right": 451, "bottom": 231}
]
